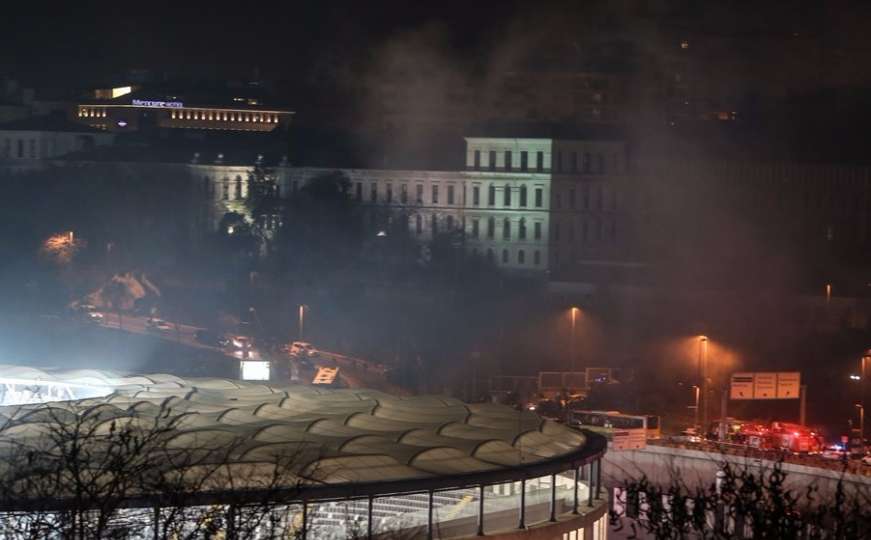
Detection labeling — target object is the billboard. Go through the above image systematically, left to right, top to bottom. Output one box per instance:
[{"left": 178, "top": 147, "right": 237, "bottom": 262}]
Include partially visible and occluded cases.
[{"left": 730, "top": 372, "right": 801, "bottom": 400}]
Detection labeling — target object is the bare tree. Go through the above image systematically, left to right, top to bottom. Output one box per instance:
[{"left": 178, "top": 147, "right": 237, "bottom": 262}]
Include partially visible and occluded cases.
[
  {"left": 0, "top": 402, "right": 320, "bottom": 539},
  {"left": 610, "top": 459, "right": 871, "bottom": 539}
]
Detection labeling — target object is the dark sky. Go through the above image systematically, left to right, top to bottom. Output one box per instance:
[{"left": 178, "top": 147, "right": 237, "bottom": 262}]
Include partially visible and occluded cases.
[{"left": 1, "top": 2, "right": 523, "bottom": 89}]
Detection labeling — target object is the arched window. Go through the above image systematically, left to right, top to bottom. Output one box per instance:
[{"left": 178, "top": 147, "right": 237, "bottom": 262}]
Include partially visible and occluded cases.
[
  {"left": 503, "top": 184, "right": 511, "bottom": 206},
  {"left": 487, "top": 217, "right": 495, "bottom": 239},
  {"left": 502, "top": 218, "right": 511, "bottom": 240},
  {"left": 518, "top": 218, "right": 527, "bottom": 240}
]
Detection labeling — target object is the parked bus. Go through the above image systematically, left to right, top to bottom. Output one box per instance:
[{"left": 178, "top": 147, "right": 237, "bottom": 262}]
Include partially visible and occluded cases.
[
  {"left": 567, "top": 410, "right": 648, "bottom": 450},
  {"left": 646, "top": 415, "right": 662, "bottom": 439}
]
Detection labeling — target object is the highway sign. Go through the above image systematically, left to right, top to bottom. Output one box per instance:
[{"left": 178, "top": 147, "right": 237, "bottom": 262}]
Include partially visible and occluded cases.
[
  {"left": 730, "top": 372, "right": 801, "bottom": 400},
  {"left": 776, "top": 372, "right": 801, "bottom": 399},
  {"left": 730, "top": 373, "right": 755, "bottom": 399},
  {"left": 754, "top": 373, "right": 777, "bottom": 399}
]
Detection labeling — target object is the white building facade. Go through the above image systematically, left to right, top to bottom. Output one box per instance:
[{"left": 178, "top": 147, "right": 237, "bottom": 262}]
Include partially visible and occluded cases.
[{"left": 191, "top": 137, "right": 631, "bottom": 276}]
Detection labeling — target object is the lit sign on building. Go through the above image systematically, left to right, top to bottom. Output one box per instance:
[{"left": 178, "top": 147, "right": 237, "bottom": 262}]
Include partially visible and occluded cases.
[{"left": 131, "top": 99, "right": 184, "bottom": 109}]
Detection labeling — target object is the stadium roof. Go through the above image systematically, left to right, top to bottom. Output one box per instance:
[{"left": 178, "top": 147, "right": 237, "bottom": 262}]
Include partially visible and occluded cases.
[{"left": 0, "top": 366, "right": 596, "bottom": 502}]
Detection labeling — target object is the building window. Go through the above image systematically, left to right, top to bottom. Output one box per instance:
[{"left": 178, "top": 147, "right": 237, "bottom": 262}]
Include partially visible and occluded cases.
[
  {"left": 29, "top": 139, "right": 36, "bottom": 159},
  {"left": 473, "top": 150, "right": 481, "bottom": 170},
  {"left": 488, "top": 150, "right": 496, "bottom": 171},
  {"left": 504, "top": 151, "right": 512, "bottom": 171},
  {"left": 520, "top": 151, "right": 528, "bottom": 171},
  {"left": 536, "top": 151, "right": 544, "bottom": 172},
  {"left": 556, "top": 151, "right": 563, "bottom": 173},
  {"left": 572, "top": 152, "right": 578, "bottom": 172},
  {"left": 583, "top": 152, "right": 591, "bottom": 173},
  {"left": 597, "top": 153, "right": 605, "bottom": 174},
  {"left": 235, "top": 177, "right": 243, "bottom": 199},
  {"left": 222, "top": 182, "right": 229, "bottom": 200},
  {"left": 370, "top": 183, "right": 378, "bottom": 203},
  {"left": 386, "top": 183, "right": 393, "bottom": 204},
  {"left": 400, "top": 184, "right": 408, "bottom": 204},
  {"left": 416, "top": 184, "right": 424, "bottom": 204},
  {"left": 432, "top": 184, "right": 439, "bottom": 204},
  {"left": 488, "top": 184, "right": 496, "bottom": 206},
  {"left": 503, "top": 184, "right": 511, "bottom": 207},
  {"left": 447, "top": 185, "right": 455, "bottom": 205},
  {"left": 472, "top": 185, "right": 480, "bottom": 206},
  {"left": 519, "top": 185, "right": 528, "bottom": 207},
  {"left": 583, "top": 185, "right": 590, "bottom": 210},
  {"left": 596, "top": 185, "right": 603, "bottom": 210},
  {"left": 535, "top": 188, "right": 543, "bottom": 208},
  {"left": 569, "top": 188, "right": 576, "bottom": 209},
  {"left": 611, "top": 190, "right": 617, "bottom": 211},
  {"left": 555, "top": 192, "right": 562, "bottom": 210},
  {"left": 415, "top": 214, "right": 423, "bottom": 235},
  {"left": 431, "top": 215, "right": 438, "bottom": 235},
  {"left": 446, "top": 215, "right": 454, "bottom": 230},
  {"left": 487, "top": 217, "right": 495, "bottom": 239},
  {"left": 503, "top": 218, "right": 511, "bottom": 240},
  {"left": 519, "top": 218, "right": 527, "bottom": 240},
  {"left": 596, "top": 218, "right": 603, "bottom": 241},
  {"left": 472, "top": 219, "right": 480, "bottom": 238},
  {"left": 610, "top": 219, "right": 617, "bottom": 241},
  {"left": 582, "top": 220, "right": 589, "bottom": 243},
  {"left": 554, "top": 221, "right": 561, "bottom": 241},
  {"left": 569, "top": 221, "right": 575, "bottom": 241},
  {"left": 534, "top": 222, "right": 542, "bottom": 240},
  {"left": 486, "top": 248, "right": 495, "bottom": 262},
  {"left": 501, "top": 249, "right": 509, "bottom": 263},
  {"left": 518, "top": 250, "right": 525, "bottom": 264},
  {"left": 534, "top": 250, "right": 541, "bottom": 265}
]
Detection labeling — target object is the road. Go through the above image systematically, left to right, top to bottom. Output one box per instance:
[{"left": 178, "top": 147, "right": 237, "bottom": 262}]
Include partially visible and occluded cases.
[{"left": 92, "top": 313, "right": 206, "bottom": 349}]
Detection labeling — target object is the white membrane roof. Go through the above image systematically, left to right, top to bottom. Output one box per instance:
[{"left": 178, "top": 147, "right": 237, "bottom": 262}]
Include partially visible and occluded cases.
[{"left": 0, "top": 366, "right": 586, "bottom": 486}]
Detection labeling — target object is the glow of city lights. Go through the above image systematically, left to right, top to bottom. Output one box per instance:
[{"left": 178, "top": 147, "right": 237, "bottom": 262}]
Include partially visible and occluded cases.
[{"left": 40, "top": 231, "right": 85, "bottom": 265}]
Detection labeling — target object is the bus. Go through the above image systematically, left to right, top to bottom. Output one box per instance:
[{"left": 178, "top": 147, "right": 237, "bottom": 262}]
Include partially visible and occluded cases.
[{"left": 567, "top": 410, "right": 648, "bottom": 450}]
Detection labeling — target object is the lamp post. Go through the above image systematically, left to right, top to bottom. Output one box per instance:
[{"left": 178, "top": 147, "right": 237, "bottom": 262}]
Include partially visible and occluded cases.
[
  {"left": 298, "top": 305, "right": 306, "bottom": 341},
  {"left": 570, "top": 307, "right": 580, "bottom": 374},
  {"left": 699, "top": 336, "right": 709, "bottom": 432},
  {"left": 692, "top": 384, "right": 701, "bottom": 431},
  {"left": 856, "top": 404, "right": 865, "bottom": 447}
]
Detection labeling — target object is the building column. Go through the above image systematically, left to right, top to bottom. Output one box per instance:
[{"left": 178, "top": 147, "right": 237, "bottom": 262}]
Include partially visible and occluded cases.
[
  {"left": 588, "top": 462, "right": 594, "bottom": 508},
  {"left": 573, "top": 467, "right": 580, "bottom": 514},
  {"left": 550, "top": 473, "right": 558, "bottom": 522},
  {"left": 518, "top": 478, "right": 527, "bottom": 529},
  {"left": 477, "top": 484, "right": 486, "bottom": 536},
  {"left": 427, "top": 490, "right": 434, "bottom": 540},
  {"left": 367, "top": 495, "right": 374, "bottom": 539}
]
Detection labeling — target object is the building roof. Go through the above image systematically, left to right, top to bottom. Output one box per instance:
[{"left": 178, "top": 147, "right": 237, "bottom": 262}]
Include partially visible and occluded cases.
[
  {"left": 0, "top": 115, "right": 109, "bottom": 134},
  {"left": 0, "top": 366, "right": 593, "bottom": 500}
]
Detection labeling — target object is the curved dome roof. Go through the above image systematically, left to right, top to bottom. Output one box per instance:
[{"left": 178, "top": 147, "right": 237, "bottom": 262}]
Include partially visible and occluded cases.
[{"left": 0, "top": 366, "right": 590, "bottom": 492}]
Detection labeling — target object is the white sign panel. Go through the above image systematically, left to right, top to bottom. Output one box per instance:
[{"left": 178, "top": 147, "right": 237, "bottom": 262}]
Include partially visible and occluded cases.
[
  {"left": 240, "top": 361, "right": 270, "bottom": 381},
  {"left": 754, "top": 372, "right": 777, "bottom": 399},
  {"left": 776, "top": 372, "right": 801, "bottom": 399},
  {"left": 730, "top": 373, "right": 755, "bottom": 400}
]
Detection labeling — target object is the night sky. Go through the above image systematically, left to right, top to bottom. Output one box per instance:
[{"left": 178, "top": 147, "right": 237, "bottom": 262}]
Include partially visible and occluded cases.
[{"left": 2, "top": 2, "right": 521, "bottom": 89}]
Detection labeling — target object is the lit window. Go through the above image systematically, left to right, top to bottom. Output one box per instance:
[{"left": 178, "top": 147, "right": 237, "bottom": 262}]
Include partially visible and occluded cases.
[{"left": 681, "top": 40, "right": 689, "bottom": 49}]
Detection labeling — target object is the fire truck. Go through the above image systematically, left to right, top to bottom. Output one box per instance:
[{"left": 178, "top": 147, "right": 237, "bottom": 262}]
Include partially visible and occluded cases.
[{"left": 710, "top": 418, "right": 824, "bottom": 453}]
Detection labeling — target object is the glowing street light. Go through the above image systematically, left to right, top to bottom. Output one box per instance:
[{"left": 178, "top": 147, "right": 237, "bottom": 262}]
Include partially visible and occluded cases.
[
  {"left": 298, "top": 304, "right": 308, "bottom": 340},
  {"left": 569, "top": 307, "right": 580, "bottom": 374},
  {"left": 698, "top": 336, "right": 709, "bottom": 430},
  {"left": 856, "top": 404, "right": 865, "bottom": 446}
]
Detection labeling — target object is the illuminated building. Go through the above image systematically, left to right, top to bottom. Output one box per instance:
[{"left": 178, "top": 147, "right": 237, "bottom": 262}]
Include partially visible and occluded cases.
[
  {"left": 72, "top": 85, "right": 293, "bottom": 133},
  {"left": 192, "top": 136, "right": 631, "bottom": 276}
]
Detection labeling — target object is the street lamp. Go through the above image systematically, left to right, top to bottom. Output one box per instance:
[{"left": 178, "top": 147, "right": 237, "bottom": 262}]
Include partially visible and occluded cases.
[
  {"left": 298, "top": 304, "right": 307, "bottom": 341},
  {"left": 570, "top": 307, "right": 580, "bottom": 374},
  {"left": 698, "top": 336, "right": 709, "bottom": 431},
  {"left": 692, "top": 384, "right": 701, "bottom": 431},
  {"left": 856, "top": 404, "right": 865, "bottom": 447}
]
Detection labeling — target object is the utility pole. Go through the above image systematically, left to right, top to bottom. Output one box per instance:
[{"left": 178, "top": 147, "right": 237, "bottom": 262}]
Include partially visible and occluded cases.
[{"left": 700, "top": 336, "right": 709, "bottom": 432}]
